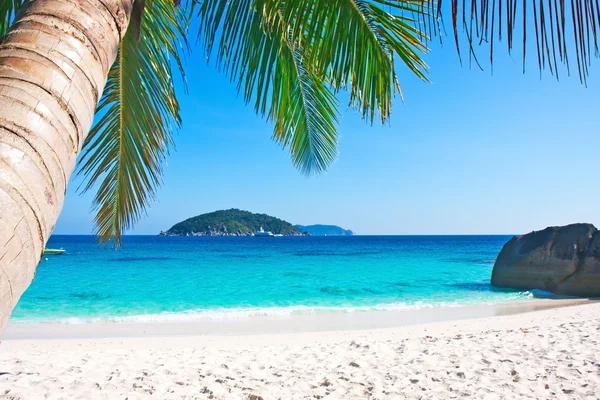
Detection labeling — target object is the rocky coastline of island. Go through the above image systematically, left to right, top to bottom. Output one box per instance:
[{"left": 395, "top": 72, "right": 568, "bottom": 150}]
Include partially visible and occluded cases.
[{"left": 159, "top": 208, "right": 354, "bottom": 237}]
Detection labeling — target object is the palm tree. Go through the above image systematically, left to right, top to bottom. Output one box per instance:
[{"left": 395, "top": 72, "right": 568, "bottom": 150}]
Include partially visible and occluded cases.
[
  {"left": 0, "top": 0, "right": 596, "bottom": 333},
  {"left": 0, "top": 0, "right": 189, "bottom": 332}
]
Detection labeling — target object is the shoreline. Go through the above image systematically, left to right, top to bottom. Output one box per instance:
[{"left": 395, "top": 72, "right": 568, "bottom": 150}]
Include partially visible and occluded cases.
[{"left": 4, "top": 297, "right": 595, "bottom": 340}]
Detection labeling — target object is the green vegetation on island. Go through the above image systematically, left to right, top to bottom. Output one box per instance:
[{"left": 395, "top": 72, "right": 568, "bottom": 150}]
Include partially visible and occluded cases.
[
  {"left": 161, "top": 209, "right": 306, "bottom": 236},
  {"left": 295, "top": 225, "right": 354, "bottom": 236}
]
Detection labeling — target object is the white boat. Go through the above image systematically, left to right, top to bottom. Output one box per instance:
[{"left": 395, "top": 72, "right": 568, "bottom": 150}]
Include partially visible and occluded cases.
[
  {"left": 254, "top": 227, "right": 274, "bottom": 237},
  {"left": 43, "top": 248, "right": 66, "bottom": 255}
]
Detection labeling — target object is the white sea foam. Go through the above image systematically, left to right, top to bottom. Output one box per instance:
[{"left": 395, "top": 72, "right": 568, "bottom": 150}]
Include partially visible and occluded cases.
[{"left": 14, "top": 294, "right": 533, "bottom": 324}]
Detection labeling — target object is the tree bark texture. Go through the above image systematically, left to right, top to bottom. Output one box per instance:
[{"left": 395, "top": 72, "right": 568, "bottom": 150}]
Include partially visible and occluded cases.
[{"left": 0, "top": 0, "right": 133, "bottom": 332}]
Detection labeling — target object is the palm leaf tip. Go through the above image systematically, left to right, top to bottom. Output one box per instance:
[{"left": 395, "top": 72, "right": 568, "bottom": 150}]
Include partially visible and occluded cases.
[
  {"left": 0, "top": 0, "right": 24, "bottom": 40},
  {"left": 197, "top": 0, "right": 429, "bottom": 175},
  {"left": 429, "top": 0, "right": 598, "bottom": 84},
  {"left": 273, "top": 45, "right": 341, "bottom": 175}
]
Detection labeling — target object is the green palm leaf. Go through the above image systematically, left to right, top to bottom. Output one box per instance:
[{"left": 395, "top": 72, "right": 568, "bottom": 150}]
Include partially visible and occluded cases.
[
  {"left": 0, "top": 0, "right": 23, "bottom": 39},
  {"left": 78, "top": 0, "right": 188, "bottom": 245},
  {"left": 198, "top": 0, "right": 429, "bottom": 173},
  {"left": 199, "top": 0, "right": 343, "bottom": 174},
  {"left": 273, "top": 0, "right": 429, "bottom": 123},
  {"left": 426, "top": 0, "right": 598, "bottom": 84},
  {"left": 272, "top": 18, "right": 340, "bottom": 174}
]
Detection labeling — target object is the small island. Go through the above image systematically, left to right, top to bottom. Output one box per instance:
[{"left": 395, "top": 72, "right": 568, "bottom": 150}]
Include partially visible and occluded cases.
[
  {"left": 160, "top": 209, "right": 307, "bottom": 236},
  {"left": 295, "top": 224, "right": 354, "bottom": 236}
]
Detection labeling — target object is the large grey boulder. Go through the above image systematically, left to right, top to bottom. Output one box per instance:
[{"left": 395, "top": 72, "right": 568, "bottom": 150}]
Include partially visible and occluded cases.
[{"left": 491, "top": 223, "right": 600, "bottom": 297}]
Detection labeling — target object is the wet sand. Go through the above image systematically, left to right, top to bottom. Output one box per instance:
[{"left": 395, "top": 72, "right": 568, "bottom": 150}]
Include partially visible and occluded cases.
[{"left": 3, "top": 298, "right": 594, "bottom": 340}]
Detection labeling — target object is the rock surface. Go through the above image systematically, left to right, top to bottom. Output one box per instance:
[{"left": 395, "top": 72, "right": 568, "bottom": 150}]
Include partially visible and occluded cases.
[{"left": 491, "top": 223, "right": 600, "bottom": 297}]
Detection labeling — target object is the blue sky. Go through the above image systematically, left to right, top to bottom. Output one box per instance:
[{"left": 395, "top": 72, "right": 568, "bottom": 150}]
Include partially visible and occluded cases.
[{"left": 54, "top": 27, "right": 599, "bottom": 235}]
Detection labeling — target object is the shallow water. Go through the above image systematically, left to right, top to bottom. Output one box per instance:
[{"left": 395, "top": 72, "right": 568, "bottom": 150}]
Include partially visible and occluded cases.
[{"left": 12, "top": 235, "right": 530, "bottom": 323}]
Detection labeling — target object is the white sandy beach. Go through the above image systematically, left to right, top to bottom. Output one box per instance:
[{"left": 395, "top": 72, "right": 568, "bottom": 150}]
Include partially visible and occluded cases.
[{"left": 1, "top": 301, "right": 599, "bottom": 399}]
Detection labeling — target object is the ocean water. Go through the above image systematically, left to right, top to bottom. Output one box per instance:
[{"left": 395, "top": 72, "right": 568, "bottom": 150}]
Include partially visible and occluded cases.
[{"left": 11, "top": 235, "right": 531, "bottom": 324}]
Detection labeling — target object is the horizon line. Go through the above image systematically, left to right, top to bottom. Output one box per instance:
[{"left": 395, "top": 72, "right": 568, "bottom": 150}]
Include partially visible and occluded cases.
[{"left": 50, "top": 233, "right": 518, "bottom": 237}]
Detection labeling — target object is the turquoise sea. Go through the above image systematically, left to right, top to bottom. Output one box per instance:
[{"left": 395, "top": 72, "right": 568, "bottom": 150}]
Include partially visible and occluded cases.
[{"left": 12, "top": 235, "right": 533, "bottom": 324}]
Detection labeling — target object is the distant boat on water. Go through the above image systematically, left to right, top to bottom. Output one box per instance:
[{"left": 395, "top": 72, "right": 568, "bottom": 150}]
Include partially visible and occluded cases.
[
  {"left": 254, "top": 227, "right": 274, "bottom": 237},
  {"left": 43, "top": 248, "right": 66, "bottom": 255}
]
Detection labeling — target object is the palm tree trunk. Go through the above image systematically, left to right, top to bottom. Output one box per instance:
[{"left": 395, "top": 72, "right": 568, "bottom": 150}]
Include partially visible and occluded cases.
[{"left": 0, "top": 0, "right": 133, "bottom": 333}]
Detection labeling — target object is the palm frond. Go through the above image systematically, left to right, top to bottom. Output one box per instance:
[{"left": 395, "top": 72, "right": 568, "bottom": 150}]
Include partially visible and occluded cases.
[
  {"left": 0, "top": 0, "right": 23, "bottom": 40},
  {"left": 78, "top": 0, "right": 188, "bottom": 245},
  {"left": 197, "top": 0, "right": 429, "bottom": 174},
  {"left": 198, "top": 0, "right": 342, "bottom": 174},
  {"left": 275, "top": 0, "right": 429, "bottom": 123},
  {"left": 428, "top": 0, "right": 599, "bottom": 84},
  {"left": 272, "top": 17, "right": 340, "bottom": 174}
]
